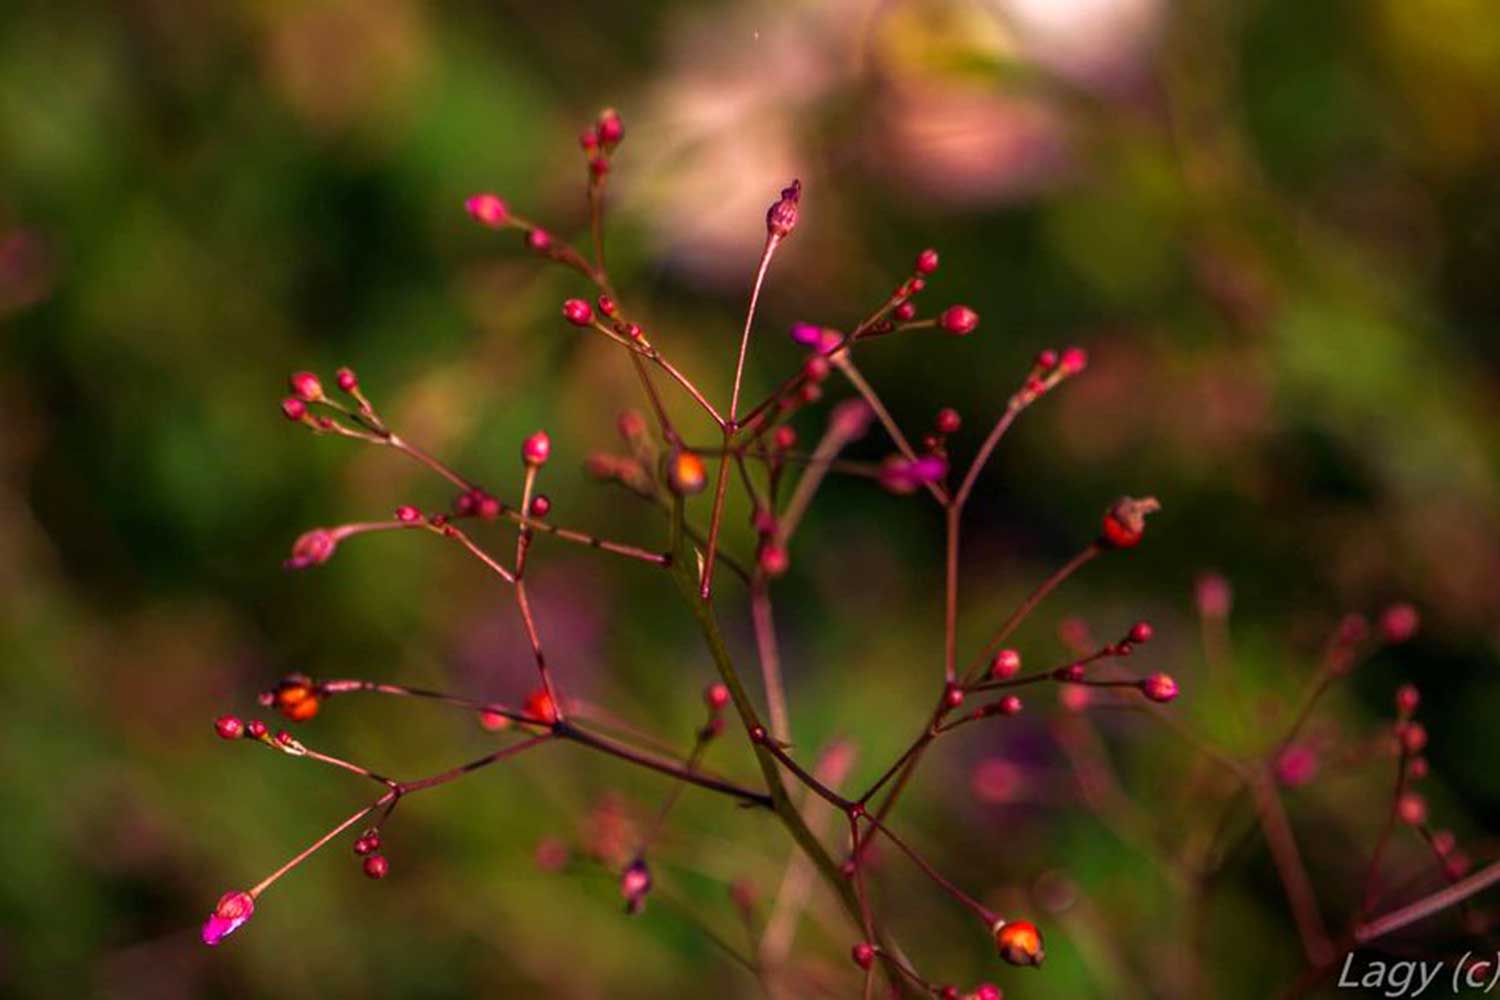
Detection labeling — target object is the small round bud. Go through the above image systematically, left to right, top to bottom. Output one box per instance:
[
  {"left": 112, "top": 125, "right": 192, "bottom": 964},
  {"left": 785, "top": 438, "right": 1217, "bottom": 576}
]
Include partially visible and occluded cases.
[
  {"left": 597, "top": 108, "right": 624, "bottom": 147},
  {"left": 766, "top": 179, "right": 801, "bottom": 239},
  {"left": 465, "top": 193, "right": 509, "bottom": 227},
  {"left": 525, "top": 228, "right": 552, "bottom": 251},
  {"left": 915, "top": 248, "right": 939, "bottom": 274},
  {"left": 597, "top": 294, "right": 618, "bottom": 317},
  {"left": 561, "top": 298, "right": 594, "bottom": 326},
  {"left": 893, "top": 301, "right": 916, "bottom": 322},
  {"left": 939, "top": 305, "right": 979, "bottom": 335},
  {"left": 789, "top": 321, "right": 822, "bottom": 347},
  {"left": 1058, "top": 347, "right": 1088, "bottom": 375},
  {"left": 1036, "top": 349, "right": 1058, "bottom": 370},
  {"left": 803, "top": 355, "right": 831, "bottom": 382},
  {"left": 335, "top": 367, "right": 358, "bottom": 393},
  {"left": 289, "top": 371, "right": 323, "bottom": 401},
  {"left": 281, "top": 397, "right": 308, "bottom": 422},
  {"left": 935, "top": 408, "right": 961, "bottom": 435},
  {"left": 616, "top": 409, "right": 646, "bottom": 440},
  {"left": 773, "top": 426, "right": 797, "bottom": 450},
  {"left": 522, "top": 431, "right": 551, "bottom": 467},
  {"left": 666, "top": 449, "right": 708, "bottom": 496},
  {"left": 529, "top": 495, "right": 551, "bottom": 518},
  {"left": 1100, "top": 496, "right": 1161, "bottom": 549},
  {"left": 395, "top": 505, "right": 422, "bottom": 523},
  {"left": 285, "top": 528, "right": 337, "bottom": 570},
  {"left": 758, "top": 541, "right": 790, "bottom": 578},
  {"left": 1380, "top": 603, "right": 1420, "bottom": 644},
  {"left": 1127, "top": 621, "right": 1153, "bottom": 645},
  {"left": 990, "top": 649, "right": 1022, "bottom": 680},
  {"left": 1056, "top": 663, "right": 1085, "bottom": 683},
  {"left": 1140, "top": 672, "right": 1179, "bottom": 703},
  {"left": 705, "top": 683, "right": 730, "bottom": 711},
  {"left": 944, "top": 683, "right": 965, "bottom": 709},
  {"left": 1395, "top": 683, "right": 1420, "bottom": 717},
  {"left": 525, "top": 689, "right": 558, "bottom": 726},
  {"left": 997, "top": 694, "right": 1023, "bottom": 716},
  {"left": 478, "top": 709, "right": 512, "bottom": 732},
  {"left": 214, "top": 715, "right": 245, "bottom": 740},
  {"left": 245, "top": 719, "right": 268, "bottom": 740},
  {"left": 1398, "top": 721, "right": 1428, "bottom": 754},
  {"left": 749, "top": 725, "right": 767, "bottom": 744},
  {"left": 1274, "top": 744, "right": 1320, "bottom": 787},
  {"left": 1407, "top": 756, "right": 1429, "bottom": 780},
  {"left": 1396, "top": 792, "right": 1427, "bottom": 826},
  {"left": 1432, "top": 830, "right": 1457, "bottom": 857},
  {"left": 354, "top": 833, "right": 380, "bottom": 856},
  {"left": 363, "top": 854, "right": 390, "bottom": 879},
  {"left": 620, "top": 858, "right": 652, "bottom": 912},
  {"left": 201, "top": 890, "right": 255, "bottom": 946},
  {"left": 994, "top": 920, "right": 1045, "bottom": 967},
  {"left": 851, "top": 942, "right": 876, "bottom": 970},
  {"left": 974, "top": 985, "right": 1003, "bottom": 1000},
  {"left": 940, "top": 988, "right": 960, "bottom": 1000}
]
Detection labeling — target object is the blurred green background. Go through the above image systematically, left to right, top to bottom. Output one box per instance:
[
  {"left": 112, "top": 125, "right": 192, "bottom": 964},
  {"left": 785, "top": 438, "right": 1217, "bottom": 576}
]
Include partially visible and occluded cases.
[{"left": 4, "top": 0, "right": 1500, "bottom": 996}]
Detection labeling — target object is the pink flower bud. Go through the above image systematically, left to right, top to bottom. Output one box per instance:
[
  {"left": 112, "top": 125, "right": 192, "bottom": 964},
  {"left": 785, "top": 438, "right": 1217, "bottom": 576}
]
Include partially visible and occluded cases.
[
  {"left": 597, "top": 108, "right": 624, "bottom": 147},
  {"left": 766, "top": 179, "right": 801, "bottom": 239},
  {"left": 465, "top": 193, "right": 509, "bottom": 228},
  {"left": 525, "top": 228, "right": 552, "bottom": 251},
  {"left": 915, "top": 248, "right": 939, "bottom": 274},
  {"left": 597, "top": 294, "right": 618, "bottom": 317},
  {"left": 561, "top": 298, "right": 594, "bottom": 326},
  {"left": 893, "top": 301, "right": 916, "bottom": 321},
  {"left": 939, "top": 305, "right": 979, "bottom": 335},
  {"left": 789, "top": 321, "right": 821, "bottom": 347},
  {"left": 1058, "top": 347, "right": 1088, "bottom": 375},
  {"left": 1036, "top": 349, "right": 1058, "bottom": 370},
  {"left": 335, "top": 367, "right": 358, "bottom": 393},
  {"left": 288, "top": 371, "right": 324, "bottom": 401},
  {"left": 280, "top": 397, "right": 308, "bottom": 422},
  {"left": 935, "top": 408, "right": 961, "bottom": 435},
  {"left": 522, "top": 431, "right": 551, "bottom": 467},
  {"left": 529, "top": 494, "right": 551, "bottom": 518},
  {"left": 395, "top": 505, "right": 422, "bottom": 523},
  {"left": 284, "top": 528, "right": 336, "bottom": 570},
  {"left": 758, "top": 541, "right": 790, "bottom": 578},
  {"left": 1380, "top": 603, "right": 1420, "bottom": 644},
  {"left": 1127, "top": 621, "right": 1153, "bottom": 645},
  {"left": 990, "top": 649, "right": 1021, "bottom": 680},
  {"left": 1140, "top": 672, "right": 1179, "bottom": 703},
  {"left": 705, "top": 683, "right": 730, "bottom": 710},
  {"left": 1395, "top": 683, "right": 1420, "bottom": 717},
  {"left": 997, "top": 694, "right": 1023, "bottom": 716},
  {"left": 214, "top": 715, "right": 244, "bottom": 740},
  {"left": 245, "top": 719, "right": 268, "bottom": 740},
  {"left": 1398, "top": 721, "right": 1428, "bottom": 754},
  {"left": 1274, "top": 744, "right": 1320, "bottom": 787},
  {"left": 1396, "top": 792, "right": 1427, "bottom": 826},
  {"left": 363, "top": 854, "right": 389, "bottom": 879},
  {"left": 620, "top": 858, "right": 652, "bottom": 913},
  {"left": 201, "top": 890, "right": 255, "bottom": 946},
  {"left": 851, "top": 942, "right": 876, "bottom": 970},
  {"left": 974, "top": 984, "right": 1002, "bottom": 1000}
]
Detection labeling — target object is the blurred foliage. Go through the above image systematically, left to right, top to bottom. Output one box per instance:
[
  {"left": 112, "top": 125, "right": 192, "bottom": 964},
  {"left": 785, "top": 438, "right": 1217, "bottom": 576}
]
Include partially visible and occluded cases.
[{"left": 3, "top": 0, "right": 1500, "bottom": 997}]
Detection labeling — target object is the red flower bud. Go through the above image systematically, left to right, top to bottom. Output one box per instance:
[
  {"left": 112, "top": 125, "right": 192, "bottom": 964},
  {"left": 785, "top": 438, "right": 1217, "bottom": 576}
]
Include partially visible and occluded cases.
[
  {"left": 597, "top": 108, "right": 624, "bottom": 148},
  {"left": 525, "top": 228, "right": 552, "bottom": 251},
  {"left": 915, "top": 248, "right": 939, "bottom": 274},
  {"left": 562, "top": 298, "right": 594, "bottom": 326},
  {"left": 893, "top": 301, "right": 916, "bottom": 322},
  {"left": 939, "top": 305, "right": 979, "bottom": 335},
  {"left": 1058, "top": 347, "right": 1088, "bottom": 375},
  {"left": 335, "top": 367, "right": 358, "bottom": 393},
  {"left": 281, "top": 397, "right": 308, "bottom": 422},
  {"left": 935, "top": 408, "right": 961, "bottom": 435},
  {"left": 529, "top": 494, "right": 551, "bottom": 518},
  {"left": 1100, "top": 495, "right": 1161, "bottom": 549},
  {"left": 395, "top": 505, "right": 422, "bottom": 523},
  {"left": 285, "top": 528, "right": 337, "bottom": 569},
  {"left": 758, "top": 541, "right": 790, "bottom": 578},
  {"left": 1127, "top": 621, "right": 1153, "bottom": 645},
  {"left": 705, "top": 683, "right": 730, "bottom": 710},
  {"left": 1395, "top": 683, "right": 1420, "bottom": 717},
  {"left": 525, "top": 688, "right": 558, "bottom": 726},
  {"left": 214, "top": 715, "right": 245, "bottom": 740},
  {"left": 245, "top": 719, "right": 268, "bottom": 740},
  {"left": 1398, "top": 721, "right": 1428, "bottom": 754},
  {"left": 1396, "top": 792, "right": 1427, "bottom": 826},
  {"left": 354, "top": 832, "right": 380, "bottom": 856},
  {"left": 363, "top": 854, "right": 390, "bottom": 879},
  {"left": 994, "top": 919, "right": 1045, "bottom": 967},
  {"left": 851, "top": 942, "right": 876, "bottom": 970}
]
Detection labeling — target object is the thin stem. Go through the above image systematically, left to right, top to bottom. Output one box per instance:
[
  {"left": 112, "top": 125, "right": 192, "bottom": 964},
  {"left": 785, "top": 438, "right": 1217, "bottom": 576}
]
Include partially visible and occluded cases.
[
  {"left": 730, "top": 234, "right": 780, "bottom": 424},
  {"left": 832, "top": 354, "right": 947, "bottom": 505},
  {"left": 953, "top": 402, "right": 1022, "bottom": 509},
  {"left": 943, "top": 506, "right": 959, "bottom": 683},
  {"left": 435, "top": 522, "right": 517, "bottom": 584},
  {"left": 961, "top": 543, "right": 1101, "bottom": 684},
  {"left": 751, "top": 582, "right": 791, "bottom": 745},
  {"left": 559, "top": 720, "right": 771, "bottom": 807},
  {"left": 397, "top": 733, "right": 552, "bottom": 794},
  {"left": 1359, "top": 745, "right": 1412, "bottom": 915},
  {"left": 1249, "top": 768, "right": 1333, "bottom": 966},
  {"left": 250, "top": 800, "right": 383, "bottom": 898},
  {"left": 1355, "top": 858, "right": 1500, "bottom": 944}
]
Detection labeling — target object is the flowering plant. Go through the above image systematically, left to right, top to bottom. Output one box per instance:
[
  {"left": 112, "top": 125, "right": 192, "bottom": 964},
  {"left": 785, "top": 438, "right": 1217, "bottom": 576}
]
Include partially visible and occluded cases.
[{"left": 204, "top": 109, "right": 1486, "bottom": 999}]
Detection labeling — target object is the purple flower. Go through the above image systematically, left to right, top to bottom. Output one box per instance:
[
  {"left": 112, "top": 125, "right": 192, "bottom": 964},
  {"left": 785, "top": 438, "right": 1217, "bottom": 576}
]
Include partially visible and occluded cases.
[{"left": 201, "top": 890, "right": 254, "bottom": 946}]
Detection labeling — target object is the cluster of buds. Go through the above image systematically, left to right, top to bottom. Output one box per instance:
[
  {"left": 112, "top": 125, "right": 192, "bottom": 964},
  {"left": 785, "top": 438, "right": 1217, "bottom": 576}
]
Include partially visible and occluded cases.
[{"left": 580, "top": 107, "right": 625, "bottom": 179}]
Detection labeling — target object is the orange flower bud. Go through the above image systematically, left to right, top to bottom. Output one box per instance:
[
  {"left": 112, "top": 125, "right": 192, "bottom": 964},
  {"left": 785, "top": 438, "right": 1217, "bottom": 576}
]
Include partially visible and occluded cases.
[
  {"left": 666, "top": 449, "right": 707, "bottom": 496},
  {"left": 272, "top": 675, "right": 320, "bottom": 722},
  {"left": 993, "top": 919, "right": 1045, "bottom": 967}
]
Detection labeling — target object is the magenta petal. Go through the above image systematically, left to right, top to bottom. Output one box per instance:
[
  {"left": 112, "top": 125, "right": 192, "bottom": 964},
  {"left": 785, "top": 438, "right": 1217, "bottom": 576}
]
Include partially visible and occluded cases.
[{"left": 201, "top": 913, "right": 245, "bottom": 946}]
